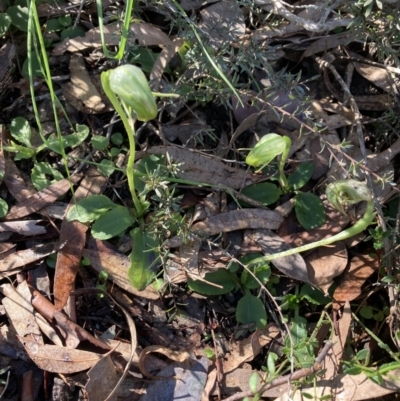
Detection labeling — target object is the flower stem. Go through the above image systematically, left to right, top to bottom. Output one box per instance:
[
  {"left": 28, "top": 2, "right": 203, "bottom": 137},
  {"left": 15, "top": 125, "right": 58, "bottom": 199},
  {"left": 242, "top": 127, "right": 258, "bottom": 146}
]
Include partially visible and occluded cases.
[{"left": 249, "top": 180, "right": 376, "bottom": 265}]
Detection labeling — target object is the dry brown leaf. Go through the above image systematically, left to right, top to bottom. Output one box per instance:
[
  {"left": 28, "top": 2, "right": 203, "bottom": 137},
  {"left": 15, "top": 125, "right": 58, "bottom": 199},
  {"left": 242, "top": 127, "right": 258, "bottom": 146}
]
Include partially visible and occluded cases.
[
  {"left": 200, "top": 0, "right": 245, "bottom": 49},
  {"left": 53, "top": 22, "right": 170, "bottom": 56},
  {"left": 302, "top": 30, "right": 362, "bottom": 58},
  {"left": 150, "top": 38, "right": 186, "bottom": 92},
  {"left": 62, "top": 54, "right": 108, "bottom": 114},
  {"left": 146, "top": 145, "right": 257, "bottom": 189},
  {"left": 4, "top": 158, "right": 36, "bottom": 202},
  {"left": 54, "top": 168, "right": 107, "bottom": 310},
  {"left": 4, "top": 174, "right": 82, "bottom": 220},
  {"left": 191, "top": 209, "right": 283, "bottom": 235},
  {"left": 0, "top": 220, "right": 46, "bottom": 235},
  {"left": 248, "top": 229, "right": 311, "bottom": 284},
  {"left": 0, "top": 242, "right": 62, "bottom": 276},
  {"left": 306, "top": 242, "right": 348, "bottom": 295},
  {"left": 83, "top": 245, "right": 159, "bottom": 300},
  {"left": 333, "top": 253, "right": 379, "bottom": 304},
  {"left": 0, "top": 284, "right": 43, "bottom": 343},
  {"left": 31, "top": 289, "right": 110, "bottom": 350},
  {"left": 324, "top": 301, "right": 352, "bottom": 381},
  {"left": 223, "top": 325, "right": 280, "bottom": 374},
  {"left": 19, "top": 337, "right": 103, "bottom": 374},
  {"left": 85, "top": 355, "right": 118, "bottom": 401}
]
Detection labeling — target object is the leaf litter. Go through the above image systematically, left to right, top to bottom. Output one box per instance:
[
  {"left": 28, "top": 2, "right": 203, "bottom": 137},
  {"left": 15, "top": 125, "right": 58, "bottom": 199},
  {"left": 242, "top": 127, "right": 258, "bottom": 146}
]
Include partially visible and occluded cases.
[{"left": 0, "top": 1, "right": 399, "bottom": 401}]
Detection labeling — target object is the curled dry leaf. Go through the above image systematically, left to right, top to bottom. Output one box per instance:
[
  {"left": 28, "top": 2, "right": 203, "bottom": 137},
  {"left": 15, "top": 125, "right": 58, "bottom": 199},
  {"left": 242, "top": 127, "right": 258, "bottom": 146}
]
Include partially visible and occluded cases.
[
  {"left": 62, "top": 54, "right": 109, "bottom": 114},
  {"left": 0, "top": 220, "right": 46, "bottom": 236},
  {"left": 247, "top": 229, "right": 311, "bottom": 285},
  {"left": 333, "top": 253, "right": 379, "bottom": 305},
  {"left": 223, "top": 324, "right": 280, "bottom": 374},
  {"left": 139, "top": 345, "right": 191, "bottom": 380}
]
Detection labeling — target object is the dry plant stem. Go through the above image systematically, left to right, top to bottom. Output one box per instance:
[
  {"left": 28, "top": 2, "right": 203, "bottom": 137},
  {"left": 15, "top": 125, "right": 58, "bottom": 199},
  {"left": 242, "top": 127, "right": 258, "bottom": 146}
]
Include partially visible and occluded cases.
[
  {"left": 258, "top": 0, "right": 353, "bottom": 32},
  {"left": 222, "top": 341, "right": 334, "bottom": 401}
]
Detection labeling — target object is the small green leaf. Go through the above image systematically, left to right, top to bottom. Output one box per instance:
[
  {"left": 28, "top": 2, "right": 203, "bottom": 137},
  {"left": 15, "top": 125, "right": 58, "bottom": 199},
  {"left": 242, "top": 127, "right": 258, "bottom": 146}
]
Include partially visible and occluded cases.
[
  {"left": 7, "top": 5, "right": 29, "bottom": 32},
  {"left": 0, "top": 13, "right": 12, "bottom": 36},
  {"left": 58, "top": 15, "right": 72, "bottom": 27},
  {"left": 46, "top": 18, "right": 63, "bottom": 32},
  {"left": 60, "top": 26, "right": 85, "bottom": 40},
  {"left": 22, "top": 51, "right": 42, "bottom": 78},
  {"left": 10, "top": 117, "right": 32, "bottom": 147},
  {"left": 46, "top": 124, "right": 89, "bottom": 153},
  {"left": 111, "top": 132, "right": 124, "bottom": 146},
  {"left": 91, "top": 135, "right": 109, "bottom": 150},
  {"left": 98, "top": 159, "right": 115, "bottom": 176},
  {"left": 31, "top": 162, "right": 64, "bottom": 191},
  {"left": 288, "top": 162, "right": 314, "bottom": 190},
  {"left": 240, "top": 183, "right": 281, "bottom": 206},
  {"left": 295, "top": 192, "right": 325, "bottom": 230},
  {"left": 67, "top": 195, "right": 117, "bottom": 223},
  {"left": 0, "top": 198, "right": 8, "bottom": 218},
  {"left": 91, "top": 206, "right": 135, "bottom": 240},
  {"left": 128, "top": 227, "right": 160, "bottom": 290},
  {"left": 188, "top": 269, "right": 236, "bottom": 295},
  {"left": 299, "top": 284, "right": 330, "bottom": 305},
  {"left": 236, "top": 290, "right": 267, "bottom": 329},
  {"left": 359, "top": 306, "right": 374, "bottom": 319},
  {"left": 289, "top": 315, "right": 307, "bottom": 345},
  {"left": 203, "top": 348, "right": 215, "bottom": 359},
  {"left": 355, "top": 349, "right": 369, "bottom": 361},
  {"left": 267, "top": 352, "right": 278, "bottom": 375},
  {"left": 344, "top": 366, "right": 363, "bottom": 375},
  {"left": 368, "top": 371, "right": 383, "bottom": 385},
  {"left": 248, "top": 372, "right": 259, "bottom": 393},
  {"left": 301, "top": 393, "right": 314, "bottom": 399}
]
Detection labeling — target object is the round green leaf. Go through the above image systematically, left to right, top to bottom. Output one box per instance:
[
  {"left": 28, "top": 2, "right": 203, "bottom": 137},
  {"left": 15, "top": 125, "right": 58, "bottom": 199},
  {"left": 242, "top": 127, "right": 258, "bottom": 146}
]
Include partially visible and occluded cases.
[
  {"left": 7, "top": 5, "right": 29, "bottom": 32},
  {"left": 0, "top": 13, "right": 12, "bottom": 36},
  {"left": 58, "top": 15, "right": 72, "bottom": 27},
  {"left": 46, "top": 18, "right": 63, "bottom": 32},
  {"left": 60, "top": 26, "right": 85, "bottom": 40},
  {"left": 22, "top": 51, "right": 42, "bottom": 78},
  {"left": 10, "top": 117, "right": 32, "bottom": 147},
  {"left": 111, "top": 132, "right": 124, "bottom": 146},
  {"left": 91, "top": 135, "right": 109, "bottom": 151},
  {"left": 98, "top": 159, "right": 115, "bottom": 177},
  {"left": 31, "top": 162, "right": 64, "bottom": 191},
  {"left": 288, "top": 162, "right": 314, "bottom": 190},
  {"left": 240, "top": 183, "right": 281, "bottom": 206},
  {"left": 294, "top": 192, "right": 326, "bottom": 230},
  {"left": 67, "top": 195, "right": 117, "bottom": 223},
  {"left": 0, "top": 198, "right": 8, "bottom": 218},
  {"left": 92, "top": 206, "right": 135, "bottom": 240},
  {"left": 188, "top": 269, "right": 236, "bottom": 295},
  {"left": 236, "top": 290, "right": 267, "bottom": 329},
  {"left": 359, "top": 306, "right": 374, "bottom": 319}
]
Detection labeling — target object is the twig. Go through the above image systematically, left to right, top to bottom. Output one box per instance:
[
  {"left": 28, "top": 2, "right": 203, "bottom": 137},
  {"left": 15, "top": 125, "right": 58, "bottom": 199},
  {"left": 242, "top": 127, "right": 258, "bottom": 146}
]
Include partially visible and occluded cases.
[
  {"left": 255, "top": 0, "right": 353, "bottom": 32},
  {"left": 222, "top": 341, "right": 334, "bottom": 401}
]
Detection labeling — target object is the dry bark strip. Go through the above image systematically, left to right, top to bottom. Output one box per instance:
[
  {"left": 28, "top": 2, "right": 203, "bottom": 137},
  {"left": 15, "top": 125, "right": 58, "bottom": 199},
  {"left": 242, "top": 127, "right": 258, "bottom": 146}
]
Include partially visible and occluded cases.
[
  {"left": 54, "top": 168, "right": 107, "bottom": 310},
  {"left": 191, "top": 209, "right": 283, "bottom": 236}
]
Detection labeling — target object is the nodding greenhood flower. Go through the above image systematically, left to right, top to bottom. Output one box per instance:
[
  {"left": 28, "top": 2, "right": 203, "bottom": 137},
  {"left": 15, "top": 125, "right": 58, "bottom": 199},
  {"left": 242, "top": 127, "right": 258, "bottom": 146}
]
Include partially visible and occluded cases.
[{"left": 109, "top": 65, "right": 157, "bottom": 122}]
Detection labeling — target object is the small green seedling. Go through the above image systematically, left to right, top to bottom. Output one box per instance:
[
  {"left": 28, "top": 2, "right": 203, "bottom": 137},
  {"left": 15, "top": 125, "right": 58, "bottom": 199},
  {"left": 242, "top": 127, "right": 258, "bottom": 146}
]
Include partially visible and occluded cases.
[
  {"left": 244, "top": 133, "right": 325, "bottom": 230},
  {"left": 188, "top": 253, "right": 271, "bottom": 330}
]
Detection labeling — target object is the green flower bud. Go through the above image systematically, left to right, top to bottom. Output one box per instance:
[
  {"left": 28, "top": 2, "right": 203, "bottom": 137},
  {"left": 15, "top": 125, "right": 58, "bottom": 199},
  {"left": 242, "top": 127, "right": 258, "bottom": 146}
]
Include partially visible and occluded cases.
[
  {"left": 109, "top": 65, "right": 157, "bottom": 122},
  {"left": 246, "top": 134, "right": 291, "bottom": 168}
]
